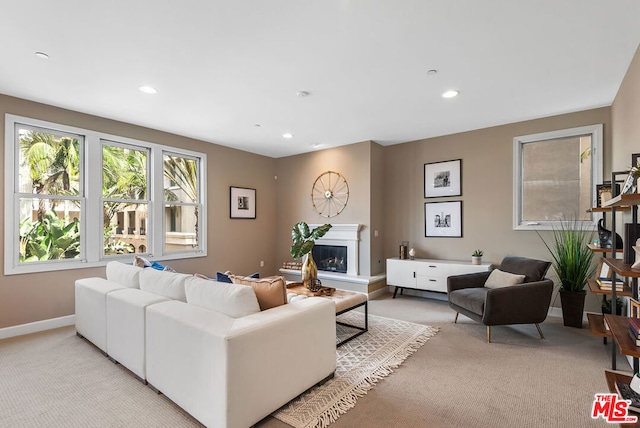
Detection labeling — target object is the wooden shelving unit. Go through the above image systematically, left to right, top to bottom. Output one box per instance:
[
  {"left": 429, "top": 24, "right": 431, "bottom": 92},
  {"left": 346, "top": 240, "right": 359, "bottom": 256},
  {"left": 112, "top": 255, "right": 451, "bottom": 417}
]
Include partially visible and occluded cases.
[
  {"left": 603, "top": 193, "right": 640, "bottom": 208},
  {"left": 588, "top": 206, "right": 632, "bottom": 213},
  {"left": 604, "top": 258, "right": 640, "bottom": 279},
  {"left": 588, "top": 278, "right": 633, "bottom": 297},
  {"left": 588, "top": 313, "right": 612, "bottom": 338},
  {"left": 604, "top": 314, "right": 640, "bottom": 359},
  {"left": 605, "top": 370, "right": 640, "bottom": 428}
]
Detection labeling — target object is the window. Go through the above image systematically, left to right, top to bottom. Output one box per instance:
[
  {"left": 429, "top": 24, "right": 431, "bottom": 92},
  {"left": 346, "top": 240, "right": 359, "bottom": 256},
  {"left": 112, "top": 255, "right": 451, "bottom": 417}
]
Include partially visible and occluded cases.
[
  {"left": 4, "top": 114, "right": 206, "bottom": 275},
  {"left": 513, "top": 124, "right": 603, "bottom": 230},
  {"left": 15, "top": 125, "right": 84, "bottom": 264},
  {"left": 102, "top": 142, "right": 149, "bottom": 257},
  {"left": 163, "top": 152, "right": 202, "bottom": 253}
]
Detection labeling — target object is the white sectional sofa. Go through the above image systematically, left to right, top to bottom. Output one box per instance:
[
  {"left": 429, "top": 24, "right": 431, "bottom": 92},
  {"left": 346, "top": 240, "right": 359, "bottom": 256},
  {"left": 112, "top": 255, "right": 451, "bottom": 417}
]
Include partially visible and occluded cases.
[{"left": 75, "top": 261, "right": 336, "bottom": 428}]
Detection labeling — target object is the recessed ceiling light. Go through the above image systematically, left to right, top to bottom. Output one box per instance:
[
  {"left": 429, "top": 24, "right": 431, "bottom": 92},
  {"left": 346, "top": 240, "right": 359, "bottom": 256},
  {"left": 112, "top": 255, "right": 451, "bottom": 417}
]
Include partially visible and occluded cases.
[
  {"left": 35, "top": 52, "right": 49, "bottom": 60},
  {"left": 426, "top": 69, "right": 438, "bottom": 75},
  {"left": 139, "top": 85, "right": 158, "bottom": 94},
  {"left": 442, "top": 90, "right": 459, "bottom": 98},
  {"left": 297, "top": 91, "right": 310, "bottom": 97},
  {"left": 254, "top": 124, "right": 261, "bottom": 127},
  {"left": 282, "top": 133, "right": 294, "bottom": 139},
  {"left": 312, "top": 143, "right": 323, "bottom": 149}
]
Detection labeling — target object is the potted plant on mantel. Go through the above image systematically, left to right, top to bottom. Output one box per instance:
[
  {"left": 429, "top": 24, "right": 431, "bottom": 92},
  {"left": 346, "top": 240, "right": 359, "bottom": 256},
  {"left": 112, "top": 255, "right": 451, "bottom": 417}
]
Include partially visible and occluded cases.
[
  {"left": 538, "top": 218, "right": 596, "bottom": 328},
  {"left": 290, "top": 222, "right": 332, "bottom": 290}
]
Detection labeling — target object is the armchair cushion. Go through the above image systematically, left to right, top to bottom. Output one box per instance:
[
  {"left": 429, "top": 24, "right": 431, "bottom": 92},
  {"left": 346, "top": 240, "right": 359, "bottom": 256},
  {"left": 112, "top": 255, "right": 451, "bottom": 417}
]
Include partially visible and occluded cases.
[
  {"left": 499, "top": 257, "right": 551, "bottom": 283},
  {"left": 484, "top": 269, "right": 525, "bottom": 289},
  {"left": 448, "top": 287, "right": 488, "bottom": 316}
]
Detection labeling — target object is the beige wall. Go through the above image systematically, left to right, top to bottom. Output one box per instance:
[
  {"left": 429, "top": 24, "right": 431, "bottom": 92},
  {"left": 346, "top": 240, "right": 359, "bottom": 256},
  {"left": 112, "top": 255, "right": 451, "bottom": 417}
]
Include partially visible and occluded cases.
[
  {"left": 612, "top": 45, "right": 640, "bottom": 171},
  {"left": 0, "top": 94, "right": 277, "bottom": 329},
  {"left": 382, "top": 107, "right": 613, "bottom": 312},
  {"left": 275, "top": 142, "right": 376, "bottom": 276},
  {"left": 369, "top": 142, "right": 386, "bottom": 275}
]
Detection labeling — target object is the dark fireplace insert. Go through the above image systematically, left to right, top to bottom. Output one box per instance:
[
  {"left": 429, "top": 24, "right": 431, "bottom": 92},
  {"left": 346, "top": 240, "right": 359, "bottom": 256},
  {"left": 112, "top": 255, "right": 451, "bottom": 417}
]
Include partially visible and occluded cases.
[{"left": 312, "top": 244, "right": 347, "bottom": 274}]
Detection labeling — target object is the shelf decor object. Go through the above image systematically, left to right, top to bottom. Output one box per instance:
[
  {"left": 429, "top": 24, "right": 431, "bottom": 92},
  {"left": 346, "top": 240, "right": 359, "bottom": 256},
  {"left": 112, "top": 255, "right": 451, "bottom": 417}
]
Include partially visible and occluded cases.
[
  {"left": 424, "top": 159, "right": 461, "bottom": 198},
  {"left": 230, "top": 186, "right": 256, "bottom": 219},
  {"left": 424, "top": 201, "right": 462, "bottom": 238}
]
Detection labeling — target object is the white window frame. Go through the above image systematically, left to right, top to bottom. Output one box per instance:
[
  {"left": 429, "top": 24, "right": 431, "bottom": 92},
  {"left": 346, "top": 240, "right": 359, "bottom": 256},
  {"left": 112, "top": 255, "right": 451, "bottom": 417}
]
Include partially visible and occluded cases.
[
  {"left": 4, "top": 114, "right": 207, "bottom": 275},
  {"left": 513, "top": 124, "right": 603, "bottom": 231}
]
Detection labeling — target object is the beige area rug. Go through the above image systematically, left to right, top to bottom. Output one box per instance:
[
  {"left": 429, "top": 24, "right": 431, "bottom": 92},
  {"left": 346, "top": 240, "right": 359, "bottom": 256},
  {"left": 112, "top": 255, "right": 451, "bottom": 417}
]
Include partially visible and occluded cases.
[{"left": 272, "top": 312, "right": 438, "bottom": 428}]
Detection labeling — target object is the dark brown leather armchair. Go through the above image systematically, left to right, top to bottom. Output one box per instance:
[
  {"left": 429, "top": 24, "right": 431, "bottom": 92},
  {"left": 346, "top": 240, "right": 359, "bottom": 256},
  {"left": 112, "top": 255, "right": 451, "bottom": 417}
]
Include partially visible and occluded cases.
[{"left": 447, "top": 256, "right": 553, "bottom": 342}]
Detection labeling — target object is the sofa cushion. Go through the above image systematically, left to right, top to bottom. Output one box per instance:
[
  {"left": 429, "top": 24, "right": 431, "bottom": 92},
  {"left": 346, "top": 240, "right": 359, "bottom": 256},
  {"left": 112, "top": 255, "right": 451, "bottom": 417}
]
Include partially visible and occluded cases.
[
  {"left": 499, "top": 256, "right": 551, "bottom": 283},
  {"left": 105, "top": 261, "right": 144, "bottom": 288},
  {"left": 139, "top": 268, "right": 190, "bottom": 302},
  {"left": 484, "top": 269, "right": 526, "bottom": 289},
  {"left": 229, "top": 275, "right": 287, "bottom": 311},
  {"left": 184, "top": 276, "right": 261, "bottom": 318},
  {"left": 448, "top": 288, "right": 488, "bottom": 316}
]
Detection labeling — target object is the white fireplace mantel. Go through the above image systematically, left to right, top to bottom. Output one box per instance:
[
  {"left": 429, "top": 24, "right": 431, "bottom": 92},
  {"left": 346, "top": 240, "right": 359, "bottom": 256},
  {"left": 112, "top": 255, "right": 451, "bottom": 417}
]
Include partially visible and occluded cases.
[{"left": 309, "top": 224, "right": 362, "bottom": 276}]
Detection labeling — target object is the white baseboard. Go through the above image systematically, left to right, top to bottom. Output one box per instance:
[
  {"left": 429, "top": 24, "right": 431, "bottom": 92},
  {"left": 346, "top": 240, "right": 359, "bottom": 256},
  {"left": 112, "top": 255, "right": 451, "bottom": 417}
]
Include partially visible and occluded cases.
[
  {"left": 368, "top": 285, "right": 391, "bottom": 299},
  {"left": 547, "top": 306, "right": 591, "bottom": 322},
  {"left": 0, "top": 315, "right": 75, "bottom": 340}
]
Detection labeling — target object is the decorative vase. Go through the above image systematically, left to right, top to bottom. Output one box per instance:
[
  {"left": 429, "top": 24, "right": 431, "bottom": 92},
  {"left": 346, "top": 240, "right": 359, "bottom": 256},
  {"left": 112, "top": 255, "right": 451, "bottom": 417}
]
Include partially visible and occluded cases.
[
  {"left": 301, "top": 252, "right": 318, "bottom": 290},
  {"left": 471, "top": 256, "right": 482, "bottom": 265},
  {"left": 559, "top": 289, "right": 586, "bottom": 328}
]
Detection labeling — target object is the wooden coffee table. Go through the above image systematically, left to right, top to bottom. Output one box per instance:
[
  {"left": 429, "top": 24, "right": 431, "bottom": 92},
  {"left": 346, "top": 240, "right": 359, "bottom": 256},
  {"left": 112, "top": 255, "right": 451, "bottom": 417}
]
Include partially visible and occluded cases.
[{"left": 287, "top": 284, "right": 368, "bottom": 347}]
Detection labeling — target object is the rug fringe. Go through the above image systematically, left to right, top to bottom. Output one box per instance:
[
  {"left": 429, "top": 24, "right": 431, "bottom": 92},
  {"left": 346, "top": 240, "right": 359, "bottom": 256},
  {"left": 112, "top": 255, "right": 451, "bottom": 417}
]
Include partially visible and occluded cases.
[{"left": 303, "top": 328, "right": 438, "bottom": 428}]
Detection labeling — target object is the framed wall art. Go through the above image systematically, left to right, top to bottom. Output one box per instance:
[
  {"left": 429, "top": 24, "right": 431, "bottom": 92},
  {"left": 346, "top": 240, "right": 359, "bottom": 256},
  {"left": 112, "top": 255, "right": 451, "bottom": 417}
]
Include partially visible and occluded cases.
[
  {"left": 424, "top": 159, "right": 462, "bottom": 198},
  {"left": 596, "top": 182, "right": 620, "bottom": 207},
  {"left": 230, "top": 186, "right": 256, "bottom": 219},
  {"left": 425, "top": 201, "right": 462, "bottom": 237}
]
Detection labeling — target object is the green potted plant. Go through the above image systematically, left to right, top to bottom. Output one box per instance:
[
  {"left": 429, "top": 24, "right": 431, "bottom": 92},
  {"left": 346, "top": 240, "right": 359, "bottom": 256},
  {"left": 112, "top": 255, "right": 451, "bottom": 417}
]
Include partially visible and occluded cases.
[
  {"left": 538, "top": 218, "right": 595, "bottom": 328},
  {"left": 290, "top": 222, "right": 332, "bottom": 290},
  {"left": 471, "top": 249, "right": 483, "bottom": 265},
  {"left": 602, "top": 296, "right": 624, "bottom": 316}
]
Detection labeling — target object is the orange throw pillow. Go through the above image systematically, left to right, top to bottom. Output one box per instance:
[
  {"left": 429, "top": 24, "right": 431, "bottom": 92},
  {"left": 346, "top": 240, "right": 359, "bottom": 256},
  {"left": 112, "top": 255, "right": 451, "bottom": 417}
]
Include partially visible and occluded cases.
[{"left": 229, "top": 275, "right": 287, "bottom": 311}]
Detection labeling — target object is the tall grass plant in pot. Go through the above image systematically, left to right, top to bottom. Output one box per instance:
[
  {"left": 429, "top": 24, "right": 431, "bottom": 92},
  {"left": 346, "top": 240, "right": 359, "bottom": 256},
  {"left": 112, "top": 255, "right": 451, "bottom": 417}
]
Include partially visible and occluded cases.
[{"left": 538, "top": 219, "right": 595, "bottom": 328}]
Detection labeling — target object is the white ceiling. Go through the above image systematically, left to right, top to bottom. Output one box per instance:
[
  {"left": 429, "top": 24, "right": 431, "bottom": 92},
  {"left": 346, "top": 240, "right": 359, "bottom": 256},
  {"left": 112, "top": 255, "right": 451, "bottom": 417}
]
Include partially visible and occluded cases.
[{"left": 1, "top": 1, "right": 640, "bottom": 158}]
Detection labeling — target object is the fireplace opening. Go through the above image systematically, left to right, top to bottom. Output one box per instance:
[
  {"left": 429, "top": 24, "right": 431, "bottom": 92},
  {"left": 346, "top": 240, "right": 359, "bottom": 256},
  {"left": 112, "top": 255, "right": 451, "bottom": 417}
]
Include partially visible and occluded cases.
[{"left": 312, "top": 245, "right": 347, "bottom": 274}]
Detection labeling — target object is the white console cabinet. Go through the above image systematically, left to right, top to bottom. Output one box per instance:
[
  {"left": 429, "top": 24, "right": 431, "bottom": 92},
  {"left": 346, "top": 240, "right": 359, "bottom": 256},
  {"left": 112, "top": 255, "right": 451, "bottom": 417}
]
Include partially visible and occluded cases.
[{"left": 386, "top": 257, "right": 492, "bottom": 297}]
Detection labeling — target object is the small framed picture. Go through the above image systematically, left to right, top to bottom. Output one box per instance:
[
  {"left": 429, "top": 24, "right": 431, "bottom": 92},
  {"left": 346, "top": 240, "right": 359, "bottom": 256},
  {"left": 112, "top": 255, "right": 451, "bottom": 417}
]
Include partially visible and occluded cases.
[
  {"left": 424, "top": 159, "right": 462, "bottom": 198},
  {"left": 596, "top": 182, "right": 620, "bottom": 207},
  {"left": 230, "top": 186, "right": 256, "bottom": 219},
  {"left": 425, "top": 201, "right": 462, "bottom": 237},
  {"left": 595, "top": 258, "right": 611, "bottom": 279}
]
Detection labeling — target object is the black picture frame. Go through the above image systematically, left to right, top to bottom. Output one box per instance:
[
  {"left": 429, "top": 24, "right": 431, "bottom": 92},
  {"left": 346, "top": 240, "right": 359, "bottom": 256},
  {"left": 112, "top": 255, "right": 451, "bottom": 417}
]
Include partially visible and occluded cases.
[
  {"left": 424, "top": 159, "right": 462, "bottom": 198},
  {"left": 596, "top": 182, "right": 620, "bottom": 207},
  {"left": 230, "top": 186, "right": 256, "bottom": 219},
  {"left": 424, "top": 201, "right": 462, "bottom": 237}
]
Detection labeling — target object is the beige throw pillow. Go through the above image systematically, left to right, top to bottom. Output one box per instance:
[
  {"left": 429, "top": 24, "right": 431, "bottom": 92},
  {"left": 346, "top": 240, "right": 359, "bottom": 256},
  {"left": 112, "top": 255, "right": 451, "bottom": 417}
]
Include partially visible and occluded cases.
[
  {"left": 484, "top": 269, "right": 526, "bottom": 289},
  {"left": 229, "top": 275, "right": 287, "bottom": 310}
]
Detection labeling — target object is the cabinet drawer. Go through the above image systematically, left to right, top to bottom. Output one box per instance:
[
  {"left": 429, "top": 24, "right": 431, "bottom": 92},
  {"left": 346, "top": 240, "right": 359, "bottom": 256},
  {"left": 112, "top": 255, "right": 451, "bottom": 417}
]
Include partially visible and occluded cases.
[
  {"left": 416, "top": 263, "right": 445, "bottom": 276},
  {"left": 416, "top": 276, "right": 447, "bottom": 293}
]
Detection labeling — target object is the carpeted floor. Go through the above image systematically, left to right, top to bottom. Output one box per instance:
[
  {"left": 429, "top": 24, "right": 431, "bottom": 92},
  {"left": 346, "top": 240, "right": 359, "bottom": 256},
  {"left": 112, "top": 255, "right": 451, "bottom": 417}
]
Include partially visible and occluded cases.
[
  {"left": 0, "top": 293, "right": 619, "bottom": 427},
  {"left": 273, "top": 312, "right": 437, "bottom": 428}
]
